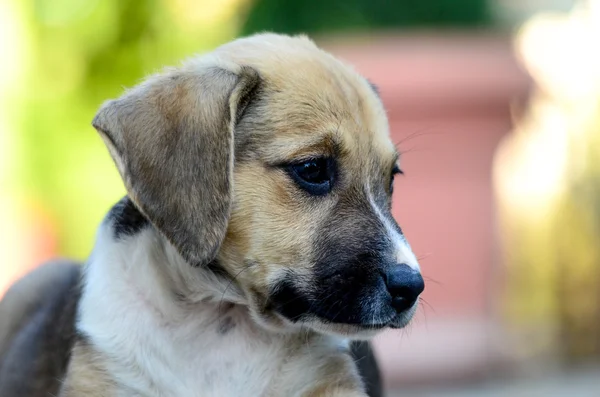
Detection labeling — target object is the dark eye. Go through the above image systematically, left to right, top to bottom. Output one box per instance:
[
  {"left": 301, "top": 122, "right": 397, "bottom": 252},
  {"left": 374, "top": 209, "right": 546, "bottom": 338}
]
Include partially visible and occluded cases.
[
  {"left": 287, "top": 158, "right": 334, "bottom": 196},
  {"left": 390, "top": 165, "right": 403, "bottom": 193}
]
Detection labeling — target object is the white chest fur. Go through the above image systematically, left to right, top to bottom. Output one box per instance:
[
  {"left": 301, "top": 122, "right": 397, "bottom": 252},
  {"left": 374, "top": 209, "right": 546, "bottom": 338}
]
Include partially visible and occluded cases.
[{"left": 77, "top": 224, "right": 347, "bottom": 397}]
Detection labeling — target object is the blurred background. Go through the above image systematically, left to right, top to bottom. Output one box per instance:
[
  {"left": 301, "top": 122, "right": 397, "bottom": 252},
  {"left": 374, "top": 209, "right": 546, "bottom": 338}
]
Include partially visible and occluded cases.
[{"left": 1, "top": 0, "right": 599, "bottom": 395}]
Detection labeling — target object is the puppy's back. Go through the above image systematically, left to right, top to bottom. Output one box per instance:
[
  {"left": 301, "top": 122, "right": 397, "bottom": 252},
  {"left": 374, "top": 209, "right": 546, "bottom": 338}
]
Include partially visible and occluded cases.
[{"left": 0, "top": 260, "right": 81, "bottom": 397}]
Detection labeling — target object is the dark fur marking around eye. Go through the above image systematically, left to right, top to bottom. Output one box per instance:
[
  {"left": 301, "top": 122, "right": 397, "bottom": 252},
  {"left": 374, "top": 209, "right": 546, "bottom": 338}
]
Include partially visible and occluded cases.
[{"left": 110, "top": 197, "right": 150, "bottom": 239}]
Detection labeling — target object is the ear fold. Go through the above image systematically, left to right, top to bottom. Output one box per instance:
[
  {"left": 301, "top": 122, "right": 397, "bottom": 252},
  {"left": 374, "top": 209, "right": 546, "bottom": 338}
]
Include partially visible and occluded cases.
[{"left": 92, "top": 63, "right": 260, "bottom": 266}]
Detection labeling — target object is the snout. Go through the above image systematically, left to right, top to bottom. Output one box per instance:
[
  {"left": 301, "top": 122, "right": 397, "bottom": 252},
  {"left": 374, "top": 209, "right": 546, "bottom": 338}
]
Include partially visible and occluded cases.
[
  {"left": 261, "top": 189, "right": 426, "bottom": 336},
  {"left": 383, "top": 264, "right": 424, "bottom": 313}
]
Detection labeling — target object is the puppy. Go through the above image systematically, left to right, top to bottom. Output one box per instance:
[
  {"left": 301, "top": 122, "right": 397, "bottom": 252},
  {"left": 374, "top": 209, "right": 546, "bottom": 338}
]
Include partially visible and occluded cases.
[{"left": 0, "top": 33, "right": 423, "bottom": 396}]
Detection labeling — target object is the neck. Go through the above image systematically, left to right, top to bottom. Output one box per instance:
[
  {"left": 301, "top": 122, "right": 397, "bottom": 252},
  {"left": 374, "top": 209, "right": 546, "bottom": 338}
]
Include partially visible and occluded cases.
[
  {"left": 85, "top": 197, "right": 246, "bottom": 323},
  {"left": 74, "top": 199, "right": 352, "bottom": 397},
  {"left": 74, "top": 199, "right": 280, "bottom": 395}
]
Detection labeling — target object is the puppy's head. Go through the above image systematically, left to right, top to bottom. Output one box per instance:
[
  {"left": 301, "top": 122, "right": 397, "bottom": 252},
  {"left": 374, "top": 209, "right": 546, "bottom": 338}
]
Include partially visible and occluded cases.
[{"left": 92, "top": 33, "right": 424, "bottom": 338}]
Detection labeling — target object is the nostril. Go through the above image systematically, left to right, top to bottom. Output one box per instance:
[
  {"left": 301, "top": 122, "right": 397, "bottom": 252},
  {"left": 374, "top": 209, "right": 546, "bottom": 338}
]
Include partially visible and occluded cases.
[
  {"left": 385, "top": 264, "right": 425, "bottom": 312},
  {"left": 391, "top": 296, "right": 413, "bottom": 312}
]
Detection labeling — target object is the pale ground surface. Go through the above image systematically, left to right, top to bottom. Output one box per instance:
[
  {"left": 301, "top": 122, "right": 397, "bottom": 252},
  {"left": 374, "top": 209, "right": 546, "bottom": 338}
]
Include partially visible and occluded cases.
[{"left": 388, "top": 366, "right": 600, "bottom": 397}]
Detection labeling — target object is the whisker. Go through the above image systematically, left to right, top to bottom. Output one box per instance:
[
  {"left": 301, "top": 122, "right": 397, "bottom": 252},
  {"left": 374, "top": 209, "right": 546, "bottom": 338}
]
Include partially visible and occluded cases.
[
  {"left": 394, "top": 128, "right": 442, "bottom": 148},
  {"left": 396, "top": 145, "right": 431, "bottom": 157},
  {"left": 416, "top": 253, "right": 433, "bottom": 261},
  {"left": 217, "top": 264, "right": 253, "bottom": 323},
  {"left": 422, "top": 275, "right": 442, "bottom": 286},
  {"left": 418, "top": 297, "right": 436, "bottom": 314},
  {"left": 416, "top": 299, "right": 430, "bottom": 329}
]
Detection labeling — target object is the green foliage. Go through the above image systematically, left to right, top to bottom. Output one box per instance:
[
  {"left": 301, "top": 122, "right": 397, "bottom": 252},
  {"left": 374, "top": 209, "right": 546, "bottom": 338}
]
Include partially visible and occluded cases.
[
  {"left": 15, "top": 0, "right": 239, "bottom": 258},
  {"left": 241, "top": 0, "right": 490, "bottom": 36}
]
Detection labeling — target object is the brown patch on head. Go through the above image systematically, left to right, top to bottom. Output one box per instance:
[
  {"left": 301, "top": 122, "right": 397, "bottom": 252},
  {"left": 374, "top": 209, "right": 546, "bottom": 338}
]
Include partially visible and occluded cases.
[{"left": 223, "top": 36, "right": 396, "bottom": 168}]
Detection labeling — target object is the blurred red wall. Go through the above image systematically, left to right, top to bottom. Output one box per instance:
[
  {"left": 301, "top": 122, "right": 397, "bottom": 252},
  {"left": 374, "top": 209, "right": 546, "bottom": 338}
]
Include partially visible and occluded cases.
[{"left": 324, "top": 33, "right": 530, "bottom": 386}]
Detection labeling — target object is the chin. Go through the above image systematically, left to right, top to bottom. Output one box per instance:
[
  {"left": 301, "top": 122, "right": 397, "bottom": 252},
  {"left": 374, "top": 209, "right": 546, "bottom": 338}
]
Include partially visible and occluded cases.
[
  {"left": 248, "top": 299, "right": 419, "bottom": 340},
  {"left": 300, "top": 303, "right": 419, "bottom": 339},
  {"left": 387, "top": 304, "right": 419, "bottom": 329},
  {"left": 251, "top": 312, "right": 389, "bottom": 339},
  {"left": 298, "top": 320, "right": 388, "bottom": 340}
]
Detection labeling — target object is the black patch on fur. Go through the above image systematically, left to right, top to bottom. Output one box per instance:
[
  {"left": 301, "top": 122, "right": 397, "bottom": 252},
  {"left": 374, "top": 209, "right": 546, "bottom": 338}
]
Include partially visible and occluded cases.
[
  {"left": 234, "top": 66, "right": 262, "bottom": 125},
  {"left": 367, "top": 80, "right": 380, "bottom": 97},
  {"left": 231, "top": 86, "right": 269, "bottom": 164},
  {"left": 268, "top": 185, "right": 399, "bottom": 326},
  {"left": 308, "top": 189, "right": 395, "bottom": 324},
  {"left": 109, "top": 196, "right": 149, "bottom": 239},
  {"left": 206, "top": 260, "right": 230, "bottom": 278},
  {"left": 0, "top": 262, "right": 82, "bottom": 397},
  {"left": 268, "top": 276, "right": 312, "bottom": 322},
  {"left": 217, "top": 316, "right": 236, "bottom": 335},
  {"left": 74, "top": 329, "right": 93, "bottom": 346},
  {"left": 351, "top": 341, "right": 384, "bottom": 397}
]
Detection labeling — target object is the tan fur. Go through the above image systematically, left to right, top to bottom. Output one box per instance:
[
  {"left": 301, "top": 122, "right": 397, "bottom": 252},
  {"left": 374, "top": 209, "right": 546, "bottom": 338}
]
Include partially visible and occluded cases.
[
  {"left": 2, "top": 33, "right": 409, "bottom": 396},
  {"left": 79, "top": 33, "right": 396, "bottom": 396},
  {"left": 92, "top": 33, "right": 401, "bottom": 333},
  {"left": 214, "top": 34, "right": 399, "bottom": 327},
  {"left": 59, "top": 341, "right": 118, "bottom": 397},
  {"left": 302, "top": 356, "right": 364, "bottom": 397}
]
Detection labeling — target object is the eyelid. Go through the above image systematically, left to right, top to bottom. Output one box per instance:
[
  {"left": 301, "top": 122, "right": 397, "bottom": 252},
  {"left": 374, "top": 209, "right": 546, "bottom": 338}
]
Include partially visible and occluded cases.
[
  {"left": 268, "top": 155, "right": 330, "bottom": 169},
  {"left": 290, "top": 156, "right": 327, "bottom": 165}
]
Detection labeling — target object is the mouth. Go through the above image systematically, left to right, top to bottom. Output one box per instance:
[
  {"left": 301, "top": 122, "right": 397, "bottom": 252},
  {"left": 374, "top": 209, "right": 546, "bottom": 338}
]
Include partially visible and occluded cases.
[
  {"left": 258, "top": 277, "right": 419, "bottom": 337},
  {"left": 387, "top": 303, "right": 419, "bottom": 329},
  {"left": 265, "top": 305, "right": 418, "bottom": 339}
]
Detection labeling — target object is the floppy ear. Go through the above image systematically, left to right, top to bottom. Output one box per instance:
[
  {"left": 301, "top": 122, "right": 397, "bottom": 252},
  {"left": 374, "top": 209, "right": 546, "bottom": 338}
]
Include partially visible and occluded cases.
[{"left": 92, "top": 63, "right": 260, "bottom": 266}]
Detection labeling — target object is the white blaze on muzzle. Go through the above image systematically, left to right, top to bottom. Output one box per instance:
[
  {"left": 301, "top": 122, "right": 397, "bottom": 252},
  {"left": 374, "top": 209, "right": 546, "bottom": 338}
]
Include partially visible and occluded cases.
[{"left": 366, "top": 187, "right": 420, "bottom": 272}]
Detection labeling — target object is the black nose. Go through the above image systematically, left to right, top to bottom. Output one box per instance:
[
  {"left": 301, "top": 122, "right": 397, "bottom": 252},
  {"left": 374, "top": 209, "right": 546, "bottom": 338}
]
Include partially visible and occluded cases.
[{"left": 384, "top": 264, "right": 425, "bottom": 312}]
